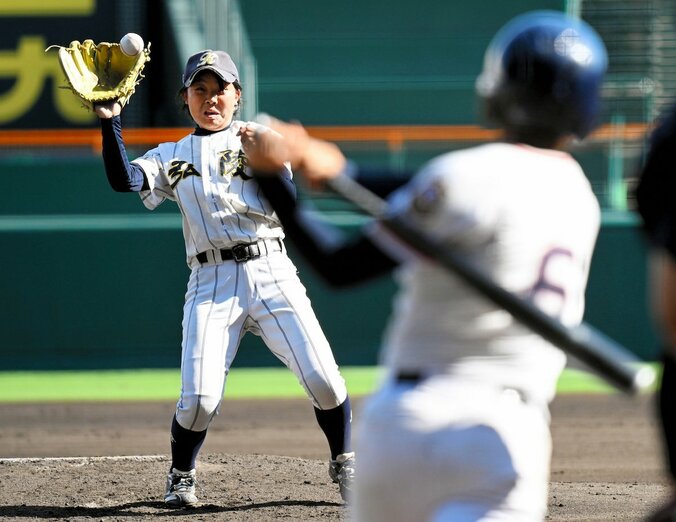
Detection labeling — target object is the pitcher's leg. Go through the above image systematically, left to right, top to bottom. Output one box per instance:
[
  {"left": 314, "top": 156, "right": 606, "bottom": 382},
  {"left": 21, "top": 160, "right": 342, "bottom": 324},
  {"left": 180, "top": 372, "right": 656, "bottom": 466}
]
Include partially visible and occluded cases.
[
  {"left": 251, "top": 254, "right": 353, "bottom": 498},
  {"left": 252, "top": 255, "right": 349, "bottom": 408},
  {"left": 167, "top": 263, "right": 245, "bottom": 507},
  {"left": 176, "top": 264, "right": 244, "bottom": 430},
  {"left": 259, "top": 297, "right": 353, "bottom": 458}
]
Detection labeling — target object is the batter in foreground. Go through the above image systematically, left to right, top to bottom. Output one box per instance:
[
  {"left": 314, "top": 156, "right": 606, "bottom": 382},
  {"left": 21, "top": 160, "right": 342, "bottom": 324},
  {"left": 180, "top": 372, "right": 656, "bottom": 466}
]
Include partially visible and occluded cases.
[
  {"left": 244, "top": 10, "right": 608, "bottom": 521},
  {"left": 94, "top": 49, "right": 354, "bottom": 507}
]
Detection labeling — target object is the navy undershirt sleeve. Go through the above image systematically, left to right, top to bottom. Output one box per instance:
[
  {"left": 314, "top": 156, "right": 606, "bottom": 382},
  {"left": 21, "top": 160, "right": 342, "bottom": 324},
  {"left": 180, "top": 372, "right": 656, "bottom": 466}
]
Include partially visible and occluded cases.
[
  {"left": 100, "top": 115, "right": 149, "bottom": 192},
  {"left": 277, "top": 166, "right": 297, "bottom": 199},
  {"left": 353, "top": 166, "right": 412, "bottom": 197},
  {"left": 256, "top": 173, "right": 399, "bottom": 288}
]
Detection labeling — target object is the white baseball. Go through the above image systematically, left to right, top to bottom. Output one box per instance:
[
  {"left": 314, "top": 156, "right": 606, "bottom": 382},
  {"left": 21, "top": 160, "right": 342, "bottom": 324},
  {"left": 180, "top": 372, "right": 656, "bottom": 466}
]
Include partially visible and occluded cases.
[{"left": 120, "top": 33, "right": 144, "bottom": 56}]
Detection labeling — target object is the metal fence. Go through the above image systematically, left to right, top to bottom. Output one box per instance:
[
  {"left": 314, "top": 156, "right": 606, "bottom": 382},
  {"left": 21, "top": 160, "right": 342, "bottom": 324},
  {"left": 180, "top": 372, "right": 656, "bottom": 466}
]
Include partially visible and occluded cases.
[{"left": 166, "top": 0, "right": 257, "bottom": 120}]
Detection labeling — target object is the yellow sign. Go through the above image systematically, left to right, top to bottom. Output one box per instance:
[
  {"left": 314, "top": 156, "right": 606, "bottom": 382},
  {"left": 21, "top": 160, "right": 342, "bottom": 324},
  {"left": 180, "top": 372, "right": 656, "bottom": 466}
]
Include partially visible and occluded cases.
[
  {"left": 0, "top": 0, "right": 95, "bottom": 16},
  {"left": 0, "top": 36, "right": 95, "bottom": 124}
]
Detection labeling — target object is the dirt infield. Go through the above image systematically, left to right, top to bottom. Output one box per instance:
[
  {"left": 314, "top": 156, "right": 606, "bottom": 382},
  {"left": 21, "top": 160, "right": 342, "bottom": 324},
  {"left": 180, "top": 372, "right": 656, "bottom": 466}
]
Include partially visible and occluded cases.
[{"left": 0, "top": 393, "right": 671, "bottom": 521}]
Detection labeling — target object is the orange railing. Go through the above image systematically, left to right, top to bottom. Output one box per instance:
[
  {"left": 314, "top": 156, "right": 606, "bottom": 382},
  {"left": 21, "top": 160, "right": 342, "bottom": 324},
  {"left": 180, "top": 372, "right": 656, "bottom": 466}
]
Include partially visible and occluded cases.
[{"left": 0, "top": 123, "right": 651, "bottom": 152}]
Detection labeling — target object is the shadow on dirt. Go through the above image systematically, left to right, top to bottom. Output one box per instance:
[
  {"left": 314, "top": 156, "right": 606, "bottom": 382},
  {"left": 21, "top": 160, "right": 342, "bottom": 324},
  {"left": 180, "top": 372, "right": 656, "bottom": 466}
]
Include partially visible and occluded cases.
[{"left": 0, "top": 498, "right": 343, "bottom": 518}]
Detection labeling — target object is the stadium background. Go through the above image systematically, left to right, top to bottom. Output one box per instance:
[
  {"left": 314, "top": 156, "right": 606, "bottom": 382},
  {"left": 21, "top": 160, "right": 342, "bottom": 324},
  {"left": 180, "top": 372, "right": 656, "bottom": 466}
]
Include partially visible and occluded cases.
[{"left": 0, "top": 0, "right": 672, "bottom": 371}]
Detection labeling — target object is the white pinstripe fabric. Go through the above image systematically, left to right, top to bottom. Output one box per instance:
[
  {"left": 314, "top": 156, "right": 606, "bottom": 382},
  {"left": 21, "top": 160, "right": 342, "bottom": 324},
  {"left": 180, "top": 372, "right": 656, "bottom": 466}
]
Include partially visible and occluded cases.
[
  {"left": 133, "top": 121, "right": 284, "bottom": 265},
  {"left": 131, "top": 122, "right": 347, "bottom": 432},
  {"left": 176, "top": 252, "right": 347, "bottom": 431}
]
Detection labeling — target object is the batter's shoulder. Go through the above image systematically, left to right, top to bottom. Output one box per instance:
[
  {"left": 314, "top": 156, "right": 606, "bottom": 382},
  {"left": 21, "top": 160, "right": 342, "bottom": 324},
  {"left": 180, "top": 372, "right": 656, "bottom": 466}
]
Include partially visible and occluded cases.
[{"left": 419, "top": 143, "right": 508, "bottom": 178}]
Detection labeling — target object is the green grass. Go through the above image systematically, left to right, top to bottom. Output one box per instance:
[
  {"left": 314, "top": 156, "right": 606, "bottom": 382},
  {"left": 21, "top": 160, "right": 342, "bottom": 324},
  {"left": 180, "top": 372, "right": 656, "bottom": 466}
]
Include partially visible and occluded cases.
[
  {"left": 0, "top": 364, "right": 659, "bottom": 403},
  {"left": 557, "top": 365, "right": 659, "bottom": 394},
  {"left": 0, "top": 367, "right": 382, "bottom": 403}
]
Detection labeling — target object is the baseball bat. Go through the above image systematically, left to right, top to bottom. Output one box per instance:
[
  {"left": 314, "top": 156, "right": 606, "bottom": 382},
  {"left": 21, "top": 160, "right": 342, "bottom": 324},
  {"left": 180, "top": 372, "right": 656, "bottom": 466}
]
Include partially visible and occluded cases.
[{"left": 325, "top": 173, "right": 655, "bottom": 395}]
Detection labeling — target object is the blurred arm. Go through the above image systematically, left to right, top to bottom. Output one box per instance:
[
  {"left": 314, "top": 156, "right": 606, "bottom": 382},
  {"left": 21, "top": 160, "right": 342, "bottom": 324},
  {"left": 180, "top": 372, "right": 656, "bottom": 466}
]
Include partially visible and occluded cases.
[{"left": 256, "top": 173, "right": 399, "bottom": 287}]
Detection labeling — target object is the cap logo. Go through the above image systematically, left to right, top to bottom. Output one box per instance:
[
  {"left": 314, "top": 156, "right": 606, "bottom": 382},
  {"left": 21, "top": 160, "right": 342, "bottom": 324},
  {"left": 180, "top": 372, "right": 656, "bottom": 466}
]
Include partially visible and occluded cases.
[{"left": 198, "top": 52, "right": 218, "bottom": 66}]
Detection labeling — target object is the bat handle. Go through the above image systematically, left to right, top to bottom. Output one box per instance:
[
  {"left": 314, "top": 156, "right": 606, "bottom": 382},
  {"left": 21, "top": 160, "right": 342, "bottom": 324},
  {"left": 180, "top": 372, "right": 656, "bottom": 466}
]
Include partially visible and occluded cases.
[
  {"left": 325, "top": 173, "right": 388, "bottom": 216},
  {"left": 567, "top": 323, "right": 656, "bottom": 394},
  {"left": 633, "top": 365, "right": 658, "bottom": 391}
]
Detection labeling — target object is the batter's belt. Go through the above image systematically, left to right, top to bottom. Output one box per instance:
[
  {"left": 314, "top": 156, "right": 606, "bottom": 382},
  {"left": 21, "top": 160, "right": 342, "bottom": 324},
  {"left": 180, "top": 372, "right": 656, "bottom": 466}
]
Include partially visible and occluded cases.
[
  {"left": 196, "top": 238, "right": 283, "bottom": 264},
  {"left": 394, "top": 371, "right": 532, "bottom": 406}
]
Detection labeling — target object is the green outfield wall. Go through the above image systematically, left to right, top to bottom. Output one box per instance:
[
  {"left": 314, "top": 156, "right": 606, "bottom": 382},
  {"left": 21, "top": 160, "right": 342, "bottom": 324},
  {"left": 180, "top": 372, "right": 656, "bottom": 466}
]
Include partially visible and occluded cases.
[
  {"left": 0, "top": 0, "right": 660, "bottom": 370},
  {"left": 238, "top": 0, "right": 565, "bottom": 126}
]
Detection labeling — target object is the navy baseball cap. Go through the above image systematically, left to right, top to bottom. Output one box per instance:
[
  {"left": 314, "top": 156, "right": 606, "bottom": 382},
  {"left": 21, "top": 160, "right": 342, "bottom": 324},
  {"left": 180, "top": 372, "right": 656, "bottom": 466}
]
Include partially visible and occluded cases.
[{"left": 182, "top": 50, "right": 240, "bottom": 87}]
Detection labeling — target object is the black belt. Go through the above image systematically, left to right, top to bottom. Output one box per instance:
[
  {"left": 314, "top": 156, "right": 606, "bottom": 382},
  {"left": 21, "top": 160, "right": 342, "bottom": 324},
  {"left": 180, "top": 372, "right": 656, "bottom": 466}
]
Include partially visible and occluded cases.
[
  {"left": 196, "top": 239, "right": 282, "bottom": 264},
  {"left": 396, "top": 372, "right": 423, "bottom": 383},
  {"left": 394, "top": 373, "right": 530, "bottom": 404}
]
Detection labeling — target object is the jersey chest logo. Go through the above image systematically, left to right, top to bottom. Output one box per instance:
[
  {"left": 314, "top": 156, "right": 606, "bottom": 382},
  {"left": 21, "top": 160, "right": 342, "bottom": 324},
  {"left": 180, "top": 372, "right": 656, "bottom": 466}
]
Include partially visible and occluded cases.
[
  {"left": 218, "top": 149, "right": 250, "bottom": 179},
  {"left": 168, "top": 160, "right": 201, "bottom": 188}
]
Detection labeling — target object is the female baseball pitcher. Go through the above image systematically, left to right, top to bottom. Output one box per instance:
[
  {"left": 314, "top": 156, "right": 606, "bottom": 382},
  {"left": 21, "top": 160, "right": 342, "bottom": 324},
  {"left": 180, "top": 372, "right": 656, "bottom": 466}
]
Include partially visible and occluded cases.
[{"left": 94, "top": 49, "right": 354, "bottom": 507}]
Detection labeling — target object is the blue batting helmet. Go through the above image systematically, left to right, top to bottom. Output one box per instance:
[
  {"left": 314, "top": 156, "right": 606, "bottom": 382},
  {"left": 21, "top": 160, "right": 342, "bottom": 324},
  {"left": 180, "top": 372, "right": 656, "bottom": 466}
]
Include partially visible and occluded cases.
[{"left": 476, "top": 10, "right": 607, "bottom": 139}]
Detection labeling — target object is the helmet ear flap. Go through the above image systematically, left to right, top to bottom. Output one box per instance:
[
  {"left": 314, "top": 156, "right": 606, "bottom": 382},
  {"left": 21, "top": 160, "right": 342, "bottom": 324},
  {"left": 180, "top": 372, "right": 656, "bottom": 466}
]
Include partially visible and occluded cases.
[{"left": 482, "top": 83, "right": 582, "bottom": 145}]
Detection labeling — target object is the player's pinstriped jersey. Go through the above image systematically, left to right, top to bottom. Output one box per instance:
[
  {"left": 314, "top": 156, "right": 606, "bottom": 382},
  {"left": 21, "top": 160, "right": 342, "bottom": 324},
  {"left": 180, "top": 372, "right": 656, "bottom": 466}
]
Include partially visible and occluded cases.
[
  {"left": 132, "top": 121, "right": 285, "bottom": 264},
  {"left": 374, "top": 143, "right": 601, "bottom": 404}
]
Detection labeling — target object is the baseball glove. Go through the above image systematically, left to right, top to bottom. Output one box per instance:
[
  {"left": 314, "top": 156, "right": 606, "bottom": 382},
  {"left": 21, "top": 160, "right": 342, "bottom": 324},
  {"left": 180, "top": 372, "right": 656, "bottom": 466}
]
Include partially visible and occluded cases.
[{"left": 47, "top": 39, "right": 150, "bottom": 111}]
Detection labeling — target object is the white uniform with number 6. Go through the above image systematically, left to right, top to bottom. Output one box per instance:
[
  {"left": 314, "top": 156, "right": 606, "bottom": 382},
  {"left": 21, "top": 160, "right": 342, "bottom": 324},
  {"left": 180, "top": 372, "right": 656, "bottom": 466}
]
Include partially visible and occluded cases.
[
  {"left": 242, "top": 10, "right": 607, "bottom": 522},
  {"left": 354, "top": 143, "right": 600, "bottom": 521}
]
